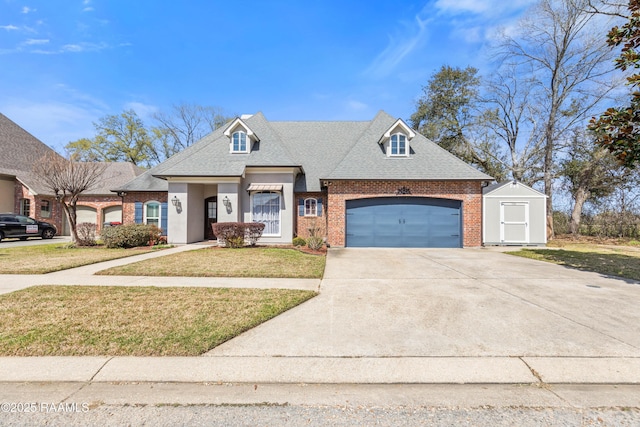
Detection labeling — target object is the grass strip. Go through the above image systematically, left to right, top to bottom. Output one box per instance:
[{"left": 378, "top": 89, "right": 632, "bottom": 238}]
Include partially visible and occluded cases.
[
  {"left": 0, "top": 244, "right": 156, "bottom": 274},
  {"left": 97, "top": 247, "right": 326, "bottom": 278},
  {"left": 0, "top": 285, "right": 317, "bottom": 356}
]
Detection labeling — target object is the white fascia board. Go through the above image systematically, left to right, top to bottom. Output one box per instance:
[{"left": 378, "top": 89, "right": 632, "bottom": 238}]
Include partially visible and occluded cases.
[
  {"left": 223, "top": 118, "right": 259, "bottom": 141},
  {"left": 379, "top": 118, "right": 416, "bottom": 143},
  {"left": 165, "top": 176, "right": 242, "bottom": 184}
]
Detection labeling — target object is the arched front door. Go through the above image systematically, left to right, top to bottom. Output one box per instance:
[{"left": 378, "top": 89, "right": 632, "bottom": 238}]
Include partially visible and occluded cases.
[{"left": 204, "top": 196, "right": 217, "bottom": 240}]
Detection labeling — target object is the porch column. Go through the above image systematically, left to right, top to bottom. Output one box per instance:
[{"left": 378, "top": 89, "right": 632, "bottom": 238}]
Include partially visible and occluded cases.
[{"left": 217, "top": 183, "right": 240, "bottom": 223}]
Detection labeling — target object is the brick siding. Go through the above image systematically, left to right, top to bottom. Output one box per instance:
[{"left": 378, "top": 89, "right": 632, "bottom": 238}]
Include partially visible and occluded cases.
[
  {"left": 13, "top": 180, "right": 127, "bottom": 235},
  {"left": 326, "top": 180, "right": 483, "bottom": 247},
  {"left": 121, "top": 192, "right": 168, "bottom": 224},
  {"left": 294, "top": 192, "right": 328, "bottom": 239}
]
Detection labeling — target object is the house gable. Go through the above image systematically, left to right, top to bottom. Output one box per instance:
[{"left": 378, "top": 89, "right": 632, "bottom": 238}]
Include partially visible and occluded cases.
[
  {"left": 223, "top": 117, "right": 259, "bottom": 154},
  {"left": 378, "top": 118, "right": 416, "bottom": 157}
]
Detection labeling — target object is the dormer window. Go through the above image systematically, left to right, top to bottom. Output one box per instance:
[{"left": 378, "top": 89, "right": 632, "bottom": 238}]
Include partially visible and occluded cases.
[
  {"left": 224, "top": 117, "right": 259, "bottom": 154},
  {"left": 379, "top": 118, "right": 415, "bottom": 158},
  {"left": 232, "top": 131, "right": 247, "bottom": 153},
  {"left": 390, "top": 133, "right": 407, "bottom": 156}
]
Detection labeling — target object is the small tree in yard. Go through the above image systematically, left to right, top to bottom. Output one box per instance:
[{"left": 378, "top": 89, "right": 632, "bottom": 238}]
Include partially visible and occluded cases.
[{"left": 32, "top": 152, "right": 106, "bottom": 244}]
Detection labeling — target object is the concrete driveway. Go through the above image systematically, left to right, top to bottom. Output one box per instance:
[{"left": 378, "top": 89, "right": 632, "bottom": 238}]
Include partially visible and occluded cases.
[{"left": 208, "top": 248, "right": 640, "bottom": 358}]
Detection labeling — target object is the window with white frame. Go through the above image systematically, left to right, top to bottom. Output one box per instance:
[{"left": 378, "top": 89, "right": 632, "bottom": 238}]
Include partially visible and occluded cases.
[
  {"left": 232, "top": 131, "right": 248, "bottom": 153},
  {"left": 390, "top": 133, "right": 407, "bottom": 156},
  {"left": 252, "top": 191, "right": 280, "bottom": 236},
  {"left": 19, "top": 198, "right": 30, "bottom": 216},
  {"left": 304, "top": 198, "right": 317, "bottom": 216},
  {"left": 144, "top": 201, "right": 161, "bottom": 227}
]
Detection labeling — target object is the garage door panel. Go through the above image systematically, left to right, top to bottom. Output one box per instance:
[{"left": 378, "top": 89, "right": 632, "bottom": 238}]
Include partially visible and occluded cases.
[
  {"left": 346, "top": 197, "right": 462, "bottom": 248},
  {"left": 76, "top": 206, "right": 97, "bottom": 224}
]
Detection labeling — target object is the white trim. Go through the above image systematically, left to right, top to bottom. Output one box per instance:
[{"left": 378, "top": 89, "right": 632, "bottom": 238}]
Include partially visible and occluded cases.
[
  {"left": 223, "top": 118, "right": 258, "bottom": 140},
  {"left": 380, "top": 118, "right": 416, "bottom": 141},
  {"left": 231, "top": 130, "right": 249, "bottom": 153},
  {"left": 389, "top": 133, "right": 408, "bottom": 157},
  {"left": 165, "top": 177, "right": 242, "bottom": 184},
  {"left": 250, "top": 191, "right": 282, "bottom": 237},
  {"left": 484, "top": 195, "right": 547, "bottom": 199},
  {"left": 304, "top": 197, "right": 317, "bottom": 216},
  {"left": 143, "top": 200, "right": 161, "bottom": 227},
  {"left": 499, "top": 201, "right": 529, "bottom": 244}
]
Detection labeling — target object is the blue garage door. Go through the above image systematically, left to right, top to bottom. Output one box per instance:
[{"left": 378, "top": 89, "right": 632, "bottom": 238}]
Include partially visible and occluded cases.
[{"left": 346, "top": 197, "right": 462, "bottom": 248}]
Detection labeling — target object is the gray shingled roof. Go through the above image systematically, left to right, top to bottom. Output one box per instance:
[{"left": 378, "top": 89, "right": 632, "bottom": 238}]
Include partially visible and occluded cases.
[
  {"left": 131, "top": 110, "right": 492, "bottom": 193},
  {"left": 0, "top": 113, "right": 148, "bottom": 195},
  {"left": 85, "top": 162, "right": 144, "bottom": 195},
  {"left": 113, "top": 168, "right": 168, "bottom": 192}
]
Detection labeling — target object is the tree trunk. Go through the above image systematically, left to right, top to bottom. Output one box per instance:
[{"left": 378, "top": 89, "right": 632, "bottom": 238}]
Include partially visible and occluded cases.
[
  {"left": 569, "top": 187, "right": 590, "bottom": 235},
  {"left": 62, "top": 203, "right": 79, "bottom": 243}
]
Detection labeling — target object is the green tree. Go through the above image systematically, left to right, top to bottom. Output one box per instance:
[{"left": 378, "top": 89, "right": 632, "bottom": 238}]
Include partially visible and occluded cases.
[
  {"left": 589, "top": 0, "right": 640, "bottom": 167},
  {"left": 409, "top": 65, "right": 507, "bottom": 180},
  {"left": 66, "top": 110, "right": 154, "bottom": 167},
  {"left": 560, "top": 130, "right": 622, "bottom": 234}
]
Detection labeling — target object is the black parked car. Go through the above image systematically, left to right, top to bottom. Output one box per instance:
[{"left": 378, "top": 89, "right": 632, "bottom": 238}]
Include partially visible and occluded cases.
[{"left": 0, "top": 213, "right": 57, "bottom": 242}]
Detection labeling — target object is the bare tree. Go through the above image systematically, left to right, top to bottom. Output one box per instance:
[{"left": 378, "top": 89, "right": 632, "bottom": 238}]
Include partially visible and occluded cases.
[
  {"left": 497, "top": 0, "right": 622, "bottom": 237},
  {"left": 480, "top": 66, "right": 545, "bottom": 185},
  {"left": 151, "top": 103, "right": 232, "bottom": 162},
  {"left": 32, "top": 152, "right": 107, "bottom": 244}
]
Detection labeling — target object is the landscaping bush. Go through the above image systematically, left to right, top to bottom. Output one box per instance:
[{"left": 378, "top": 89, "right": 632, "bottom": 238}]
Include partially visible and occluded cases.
[
  {"left": 76, "top": 222, "right": 97, "bottom": 246},
  {"left": 212, "top": 222, "right": 265, "bottom": 248},
  {"left": 245, "top": 223, "right": 266, "bottom": 246},
  {"left": 102, "top": 224, "right": 164, "bottom": 248},
  {"left": 292, "top": 236, "right": 306, "bottom": 247},
  {"left": 307, "top": 236, "right": 324, "bottom": 250}
]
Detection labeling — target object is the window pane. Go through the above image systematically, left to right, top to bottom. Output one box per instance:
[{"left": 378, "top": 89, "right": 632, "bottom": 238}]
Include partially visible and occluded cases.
[
  {"left": 252, "top": 192, "right": 280, "bottom": 235},
  {"left": 147, "top": 203, "right": 159, "bottom": 217}
]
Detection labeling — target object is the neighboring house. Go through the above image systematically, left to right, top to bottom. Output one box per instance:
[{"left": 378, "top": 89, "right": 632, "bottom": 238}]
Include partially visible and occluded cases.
[
  {"left": 116, "top": 111, "right": 493, "bottom": 247},
  {"left": 0, "top": 113, "right": 143, "bottom": 235},
  {"left": 483, "top": 181, "right": 547, "bottom": 246}
]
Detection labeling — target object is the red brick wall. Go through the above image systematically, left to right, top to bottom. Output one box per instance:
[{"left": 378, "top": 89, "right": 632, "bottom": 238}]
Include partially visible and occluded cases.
[
  {"left": 326, "top": 180, "right": 483, "bottom": 247},
  {"left": 13, "top": 181, "right": 126, "bottom": 234},
  {"left": 121, "top": 192, "right": 168, "bottom": 224},
  {"left": 294, "top": 192, "right": 327, "bottom": 238}
]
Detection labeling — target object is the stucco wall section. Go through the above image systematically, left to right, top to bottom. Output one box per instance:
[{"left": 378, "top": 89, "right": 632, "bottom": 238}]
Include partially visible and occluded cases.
[{"left": 326, "top": 180, "right": 483, "bottom": 247}]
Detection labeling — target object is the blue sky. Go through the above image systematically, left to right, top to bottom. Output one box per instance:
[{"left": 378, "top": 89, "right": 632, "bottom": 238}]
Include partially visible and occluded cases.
[{"left": 0, "top": 0, "right": 535, "bottom": 152}]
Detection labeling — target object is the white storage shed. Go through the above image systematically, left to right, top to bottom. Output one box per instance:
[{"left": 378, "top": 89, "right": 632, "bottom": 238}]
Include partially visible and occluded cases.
[{"left": 483, "top": 181, "right": 547, "bottom": 246}]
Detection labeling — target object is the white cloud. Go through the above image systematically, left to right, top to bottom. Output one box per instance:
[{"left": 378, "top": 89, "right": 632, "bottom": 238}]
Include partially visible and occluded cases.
[
  {"left": 434, "top": 0, "right": 536, "bottom": 17},
  {"left": 21, "top": 6, "right": 36, "bottom": 14},
  {"left": 83, "top": 7, "right": 94, "bottom": 12},
  {"left": 364, "top": 14, "right": 431, "bottom": 79},
  {"left": 0, "top": 25, "right": 19, "bottom": 31},
  {"left": 23, "top": 39, "right": 49, "bottom": 45},
  {"left": 61, "top": 42, "right": 108, "bottom": 53},
  {"left": 346, "top": 99, "right": 368, "bottom": 112},
  {"left": 0, "top": 101, "right": 104, "bottom": 152},
  {"left": 124, "top": 102, "right": 159, "bottom": 121}
]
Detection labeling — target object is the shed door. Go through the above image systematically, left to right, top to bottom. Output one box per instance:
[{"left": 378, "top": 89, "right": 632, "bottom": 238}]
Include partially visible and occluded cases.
[
  {"left": 346, "top": 197, "right": 462, "bottom": 248},
  {"left": 500, "top": 202, "right": 529, "bottom": 243}
]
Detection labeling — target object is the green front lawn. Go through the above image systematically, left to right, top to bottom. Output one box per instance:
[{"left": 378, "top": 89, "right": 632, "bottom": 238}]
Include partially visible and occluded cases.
[
  {"left": 508, "top": 240, "right": 640, "bottom": 282},
  {"left": 0, "top": 244, "right": 156, "bottom": 274},
  {"left": 97, "top": 247, "right": 326, "bottom": 278},
  {"left": 0, "top": 285, "right": 317, "bottom": 356}
]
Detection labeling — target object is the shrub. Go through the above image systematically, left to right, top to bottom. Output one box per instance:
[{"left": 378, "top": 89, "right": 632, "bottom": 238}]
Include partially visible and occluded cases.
[
  {"left": 76, "top": 222, "right": 97, "bottom": 246},
  {"left": 212, "top": 222, "right": 265, "bottom": 248},
  {"left": 245, "top": 223, "right": 266, "bottom": 246},
  {"left": 102, "top": 224, "right": 164, "bottom": 248},
  {"left": 307, "top": 236, "right": 324, "bottom": 251},
  {"left": 292, "top": 237, "right": 306, "bottom": 247}
]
